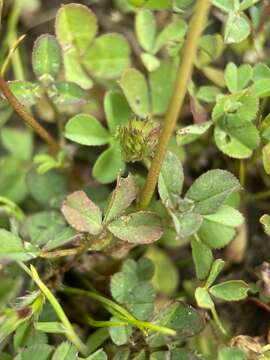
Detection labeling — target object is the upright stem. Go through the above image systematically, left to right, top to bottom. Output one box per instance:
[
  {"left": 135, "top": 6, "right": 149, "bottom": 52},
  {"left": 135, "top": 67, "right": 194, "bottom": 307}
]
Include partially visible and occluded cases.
[
  {"left": 139, "top": 0, "right": 211, "bottom": 209},
  {"left": 0, "top": 76, "right": 60, "bottom": 153}
]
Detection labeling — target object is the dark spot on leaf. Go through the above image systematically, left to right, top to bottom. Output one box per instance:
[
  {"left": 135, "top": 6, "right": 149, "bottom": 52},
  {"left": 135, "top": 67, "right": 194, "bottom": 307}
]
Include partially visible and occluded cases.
[
  {"left": 225, "top": 134, "right": 231, "bottom": 144},
  {"left": 17, "top": 307, "right": 32, "bottom": 319}
]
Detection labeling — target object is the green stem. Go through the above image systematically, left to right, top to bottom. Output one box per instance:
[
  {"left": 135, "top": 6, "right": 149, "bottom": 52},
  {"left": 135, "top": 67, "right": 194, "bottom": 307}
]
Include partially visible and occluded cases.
[
  {"left": 6, "top": 0, "right": 25, "bottom": 80},
  {"left": 138, "top": 0, "right": 211, "bottom": 209},
  {"left": 1, "top": 34, "right": 26, "bottom": 76},
  {"left": 0, "top": 76, "right": 60, "bottom": 153},
  {"left": 239, "top": 159, "right": 245, "bottom": 187},
  {"left": 20, "top": 264, "right": 87, "bottom": 356},
  {"left": 63, "top": 287, "right": 176, "bottom": 336},
  {"left": 63, "top": 287, "right": 136, "bottom": 322},
  {"left": 211, "top": 307, "right": 227, "bottom": 336},
  {"left": 85, "top": 315, "right": 127, "bottom": 328}
]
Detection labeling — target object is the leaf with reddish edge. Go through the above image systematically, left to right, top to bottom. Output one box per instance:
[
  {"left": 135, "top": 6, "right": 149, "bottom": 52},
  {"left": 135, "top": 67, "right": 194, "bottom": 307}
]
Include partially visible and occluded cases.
[
  {"left": 104, "top": 174, "right": 138, "bottom": 224},
  {"left": 61, "top": 191, "right": 102, "bottom": 235},
  {"left": 107, "top": 211, "right": 162, "bottom": 244}
]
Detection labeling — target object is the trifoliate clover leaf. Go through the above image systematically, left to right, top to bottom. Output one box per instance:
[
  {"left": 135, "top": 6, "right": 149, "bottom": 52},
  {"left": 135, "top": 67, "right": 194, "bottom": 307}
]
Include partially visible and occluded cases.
[{"left": 110, "top": 258, "right": 155, "bottom": 320}]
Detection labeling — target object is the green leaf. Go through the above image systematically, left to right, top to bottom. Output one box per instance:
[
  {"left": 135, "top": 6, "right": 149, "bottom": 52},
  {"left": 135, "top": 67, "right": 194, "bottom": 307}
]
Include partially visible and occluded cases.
[
  {"left": 130, "top": 0, "right": 172, "bottom": 9},
  {"left": 211, "top": 0, "right": 236, "bottom": 12},
  {"left": 239, "top": 0, "right": 260, "bottom": 11},
  {"left": 55, "top": 3, "right": 97, "bottom": 89},
  {"left": 135, "top": 10, "right": 156, "bottom": 53},
  {"left": 224, "top": 13, "right": 250, "bottom": 44},
  {"left": 154, "top": 19, "right": 187, "bottom": 53},
  {"left": 84, "top": 33, "right": 131, "bottom": 79},
  {"left": 32, "top": 34, "right": 62, "bottom": 84},
  {"left": 198, "top": 34, "right": 224, "bottom": 66},
  {"left": 59, "top": 52, "right": 93, "bottom": 89},
  {"left": 141, "top": 53, "right": 160, "bottom": 72},
  {"left": 149, "top": 60, "right": 177, "bottom": 115},
  {"left": 224, "top": 62, "right": 252, "bottom": 93},
  {"left": 253, "top": 63, "right": 270, "bottom": 81},
  {"left": 119, "top": 68, "right": 150, "bottom": 117},
  {"left": 251, "top": 79, "right": 270, "bottom": 98},
  {"left": 5, "top": 81, "right": 41, "bottom": 106},
  {"left": 50, "top": 82, "right": 88, "bottom": 105},
  {"left": 196, "top": 86, "right": 221, "bottom": 103},
  {"left": 104, "top": 90, "right": 132, "bottom": 133},
  {"left": 212, "top": 93, "right": 259, "bottom": 123},
  {"left": 65, "top": 113, "right": 110, "bottom": 146},
  {"left": 260, "top": 114, "right": 270, "bottom": 141},
  {"left": 214, "top": 117, "right": 260, "bottom": 159},
  {"left": 176, "top": 121, "right": 212, "bottom": 146},
  {"left": 1, "top": 127, "right": 33, "bottom": 161},
  {"left": 93, "top": 143, "right": 125, "bottom": 184},
  {"left": 262, "top": 143, "right": 270, "bottom": 174},
  {"left": 34, "top": 151, "right": 66, "bottom": 175},
  {"left": 158, "top": 151, "right": 184, "bottom": 208},
  {"left": 0, "top": 157, "right": 28, "bottom": 203},
  {"left": 27, "top": 169, "right": 67, "bottom": 208},
  {"left": 185, "top": 170, "right": 241, "bottom": 215},
  {"left": 104, "top": 174, "right": 137, "bottom": 223},
  {"left": 61, "top": 191, "right": 102, "bottom": 235},
  {"left": 198, "top": 205, "right": 244, "bottom": 249},
  {"left": 21, "top": 211, "right": 76, "bottom": 251},
  {"left": 108, "top": 211, "right": 162, "bottom": 244},
  {"left": 171, "top": 212, "right": 203, "bottom": 239},
  {"left": 260, "top": 214, "right": 270, "bottom": 236},
  {"left": 0, "top": 229, "right": 38, "bottom": 261},
  {"left": 191, "top": 237, "right": 213, "bottom": 280},
  {"left": 145, "top": 246, "right": 179, "bottom": 295},
  {"left": 137, "top": 257, "right": 155, "bottom": 281},
  {"left": 111, "top": 259, "right": 155, "bottom": 320},
  {"left": 205, "top": 259, "right": 225, "bottom": 288},
  {"left": 209, "top": 280, "right": 250, "bottom": 301},
  {"left": 195, "top": 287, "right": 214, "bottom": 310},
  {"left": 147, "top": 302, "right": 204, "bottom": 348},
  {"left": 108, "top": 316, "right": 132, "bottom": 346},
  {"left": 35, "top": 322, "right": 67, "bottom": 334},
  {"left": 14, "top": 323, "right": 48, "bottom": 350},
  {"left": 86, "top": 329, "right": 109, "bottom": 357},
  {"left": 52, "top": 342, "right": 77, "bottom": 360},
  {"left": 14, "top": 344, "right": 53, "bottom": 360},
  {"left": 14, "top": 345, "right": 53, "bottom": 360},
  {"left": 218, "top": 347, "right": 246, "bottom": 360},
  {"left": 113, "top": 348, "right": 130, "bottom": 360},
  {"left": 86, "top": 349, "right": 107, "bottom": 360},
  {"left": 150, "top": 349, "right": 199, "bottom": 360},
  {"left": 132, "top": 350, "right": 147, "bottom": 360}
]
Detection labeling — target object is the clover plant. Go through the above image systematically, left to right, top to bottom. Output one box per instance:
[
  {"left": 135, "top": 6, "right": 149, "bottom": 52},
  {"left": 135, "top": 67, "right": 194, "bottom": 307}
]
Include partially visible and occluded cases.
[{"left": 1, "top": 0, "right": 270, "bottom": 359}]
